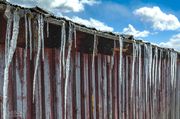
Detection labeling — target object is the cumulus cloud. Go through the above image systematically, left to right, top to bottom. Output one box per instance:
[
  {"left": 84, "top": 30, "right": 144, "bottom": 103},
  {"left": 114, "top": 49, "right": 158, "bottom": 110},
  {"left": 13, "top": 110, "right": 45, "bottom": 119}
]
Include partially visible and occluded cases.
[
  {"left": 7, "top": 0, "right": 99, "bottom": 12},
  {"left": 7, "top": 0, "right": 112, "bottom": 32},
  {"left": 51, "top": 0, "right": 99, "bottom": 12},
  {"left": 134, "top": 6, "right": 180, "bottom": 31},
  {"left": 72, "top": 16, "right": 114, "bottom": 32},
  {"left": 122, "top": 24, "right": 150, "bottom": 38},
  {"left": 159, "top": 33, "right": 180, "bottom": 51}
]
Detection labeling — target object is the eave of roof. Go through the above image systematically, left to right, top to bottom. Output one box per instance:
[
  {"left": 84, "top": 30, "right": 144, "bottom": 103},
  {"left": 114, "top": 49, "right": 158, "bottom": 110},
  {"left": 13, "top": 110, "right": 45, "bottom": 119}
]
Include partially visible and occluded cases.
[{"left": 0, "top": 1, "right": 180, "bottom": 56}]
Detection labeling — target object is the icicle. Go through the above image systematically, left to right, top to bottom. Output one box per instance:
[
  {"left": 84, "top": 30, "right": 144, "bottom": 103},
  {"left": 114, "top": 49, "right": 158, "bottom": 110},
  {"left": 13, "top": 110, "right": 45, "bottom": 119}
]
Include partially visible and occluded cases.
[
  {"left": 3, "top": 5, "right": 13, "bottom": 117},
  {"left": 4, "top": 5, "right": 13, "bottom": 65},
  {"left": 3, "top": 9, "right": 20, "bottom": 119},
  {"left": 23, "top": 14, "right": 28, "bottom": 117},
  {"left": 25, "top": 14, "right": 28, "bottom": 58},
  {"left": 32, "top": 14, "right": 42, "bottom": 102},
  {"left": 28, "top": 15, "right": 32, "bottom": 60},
  {"left": 41, "top": 15, "right": 45, "bottom": 61},
  {"left": 24, "top": 16, "right": 29, "bottom": 64},
  {"left": 47, "top": 21, "right": 49, "bottom": 38},
  {"left": 58, "top": 21, "right": 66, "bottom": 119},
  {"left": 59, "top": 22, "right": 66, "bottom": 118},
  {"left": 60, "top": 22, "right": 66, "bottom": 76},
  {"left": 64, "top": 22, "right": 73, "bottom": 119},
  {"left": 62, "top": 23, "right": 66, "bottom": 71},
  {"left": 74, "top": 25, "right": 77, "bottom": 48},
  {"left": 92, "top": 33, "right": 97, "bottom": 68},
  {"left": 118, "top": 36, "right": 123, "bottom": 119},
  {"left": 119, "top": 36, "right": 123, "bottom": 83},
  {"left": 119, "top": 36, "right": 124, "bottom": 119},
  {"left": 111, "top": 40, "right": 115, "bottom": 69},
  {"left": 130, "top": 41, "right": 137, "bottom": 119},
  {"left": 131, "top": 41, "right": 137, "bottom": 97},
  {"left": 137, "top": 44, "right": 142, "bottom": 119},
  {"left": 138, "top": 44, "right": 141, "bottom": 94},
  {"left": 144, "top": 44, "right": 149, "bottom": 118},
  {"left": 144, "top": 44, "right": 148, "bottom": 93},
  {"left": 147, "top": 44, "right": 152, "bottom": 119},
  {"left": 148, "top": 44, "right": 152, "bottom": 86},
  {"left": 151, "top": 47, "right": 158, "bottom": 99},
  {"left": 152, "top": 47, "right": 158, "bottom": 119},
  {"left": 153, "top": 47, "right": 158, "bottom": 89},
  {"left": 157, "top": 49, "right": 162, "bottom": 118},
  {"left": 157, "top": 49, "right": 163, "bottom": 118},
  {"left": 158, "top": 49, "right": 162, "bottom": 84},
  {"left": 166, "top": 51, "right": 171, "bottom": 118},
  {"left": 170, "top": 51, "right": 177, "bottom": 88},
  {"left": 171, "top": 51, "right": 174, "bottom": 87},
  {"left": 172, "top": 52, "right": 177, "bottom": 119},
  {"left": 173, "top": 52, "right": 177, "bottom": 89},
  {"left": 173, "top": 52, "right": 180, "bottom": 119}
]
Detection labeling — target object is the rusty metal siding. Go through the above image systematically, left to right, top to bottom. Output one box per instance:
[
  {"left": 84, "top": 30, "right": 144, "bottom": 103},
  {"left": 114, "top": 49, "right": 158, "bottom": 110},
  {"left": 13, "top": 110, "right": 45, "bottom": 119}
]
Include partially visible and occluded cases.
[{"left": 0, "top": 7, "right": 180, "bottom": 119}]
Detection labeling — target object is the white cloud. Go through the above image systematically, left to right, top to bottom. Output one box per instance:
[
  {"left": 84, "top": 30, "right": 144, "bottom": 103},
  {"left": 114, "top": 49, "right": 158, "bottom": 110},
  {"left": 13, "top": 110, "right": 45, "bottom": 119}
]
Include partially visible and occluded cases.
[
  {"left": 7, "top": 0, "right": 99, "bottom": 12},
  {"left": 7, "top": 0, "right": 112, "bottom": 31},
  {"left": 51, "top": 0, "right": 99, "bottom": 12},
  {"left": 134, "top": 6, "right": 180, "bottom": 31},
  {"left": 72, "top": 16, "right": 114, "bottom": 32},
  {"left": 122, "top": 24, "right": 150, "bottom": 38},
  {"left": 159, "top": 33, "right": 180, "bottom": 51}
]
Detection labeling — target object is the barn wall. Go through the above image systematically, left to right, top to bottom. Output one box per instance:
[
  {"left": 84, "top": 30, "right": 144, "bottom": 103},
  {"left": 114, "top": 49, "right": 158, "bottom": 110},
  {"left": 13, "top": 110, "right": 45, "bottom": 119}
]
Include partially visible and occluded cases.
[{"left": 0, "top": 6, "right": 180, "bottom": 119}]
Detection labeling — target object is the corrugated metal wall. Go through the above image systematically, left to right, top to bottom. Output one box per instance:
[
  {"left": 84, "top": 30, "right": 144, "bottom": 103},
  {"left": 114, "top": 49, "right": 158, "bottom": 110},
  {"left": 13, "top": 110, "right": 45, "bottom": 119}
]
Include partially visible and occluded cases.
[
  {"left": 0, "top": 6, "right": 180, "bottom": 119},
  {"left": 0, "top": 44, "right": 180, "bottom": 119}
]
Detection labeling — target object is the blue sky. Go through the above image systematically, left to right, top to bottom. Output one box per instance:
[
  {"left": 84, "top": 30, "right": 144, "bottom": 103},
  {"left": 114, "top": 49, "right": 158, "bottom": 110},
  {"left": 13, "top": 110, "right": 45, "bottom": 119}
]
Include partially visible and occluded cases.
[{"left": 7, "top": 0, "right": 180, "bottom": 51}]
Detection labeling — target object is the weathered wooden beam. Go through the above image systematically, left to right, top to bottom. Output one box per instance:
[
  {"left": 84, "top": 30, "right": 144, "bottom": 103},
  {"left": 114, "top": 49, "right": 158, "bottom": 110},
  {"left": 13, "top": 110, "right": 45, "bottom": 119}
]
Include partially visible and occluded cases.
[
  {"left": 44, "top": 17, "right": 64, "bottom": 26},
  {"left": 74, "top": 24, "right": 119, "bottom": 40}
]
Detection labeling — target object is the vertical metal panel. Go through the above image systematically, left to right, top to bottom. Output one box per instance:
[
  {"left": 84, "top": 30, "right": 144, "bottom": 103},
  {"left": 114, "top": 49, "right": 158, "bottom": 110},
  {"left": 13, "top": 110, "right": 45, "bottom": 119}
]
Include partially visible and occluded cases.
[
  {"left": 0, "top": 45, "right": 5, "bottom": 119},
  {"left": 15, "top": 48, "right": 27, "bottom": 118},
  {"left": 43, "top": 49, "right": 52, "bottom": 118},
  {"left": 55, "top": 49, "right": 63, "bottom": 119},
  {"left": 67, "top": 51, "right": 73, "bottom": 119},
  {"left": 75, "top": 52, "right": 81, "bottom": 119},
  {"left": 112, "top": 53, "right": 118, "bottom": 119},
  {"left": 83, "top": 54, "right": 90, "bottom": 119},
  {"left": 90, "top": 54, "right": 96, "bottom": 119},
  {"left": 97, "top": 54, "right": 103, "bottom": 119},
  {"left": 102, "top": 54, "right": 107, "bottom": 119},
  {"left": 107, "top": 56, "right": 113, "bottom": 119},
  {"left": 176, "top": 62, "right": 180, "bottom": 119}
]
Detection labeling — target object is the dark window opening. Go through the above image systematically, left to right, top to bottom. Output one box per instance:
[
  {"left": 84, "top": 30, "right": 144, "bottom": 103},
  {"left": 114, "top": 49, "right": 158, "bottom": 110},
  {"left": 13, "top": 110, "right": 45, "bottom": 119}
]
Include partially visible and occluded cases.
[
  {"left": 44, "top": 22, "right": 61, "bottom": 48},
  {"left": 76, "top": 31, "right": 94, "bottom": 54},
  {"left": 97, "top": 37, "right": 114, "bottom": 55}
]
